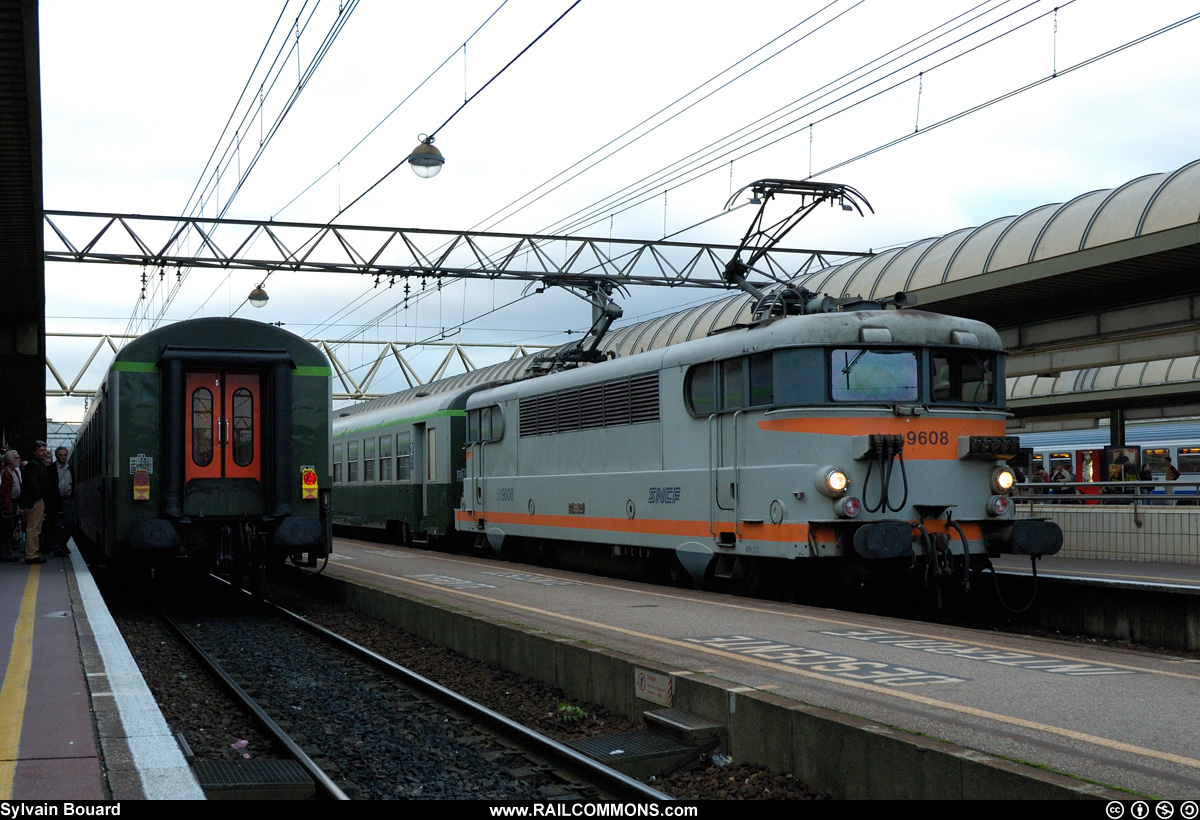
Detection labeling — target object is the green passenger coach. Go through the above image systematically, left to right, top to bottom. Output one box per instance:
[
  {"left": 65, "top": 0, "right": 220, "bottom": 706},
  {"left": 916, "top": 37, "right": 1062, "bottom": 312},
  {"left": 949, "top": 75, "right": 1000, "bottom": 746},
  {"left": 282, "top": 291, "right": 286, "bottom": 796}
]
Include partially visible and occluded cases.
[{"left": 73, "top": 317, "right": 332, "bottom": 590}]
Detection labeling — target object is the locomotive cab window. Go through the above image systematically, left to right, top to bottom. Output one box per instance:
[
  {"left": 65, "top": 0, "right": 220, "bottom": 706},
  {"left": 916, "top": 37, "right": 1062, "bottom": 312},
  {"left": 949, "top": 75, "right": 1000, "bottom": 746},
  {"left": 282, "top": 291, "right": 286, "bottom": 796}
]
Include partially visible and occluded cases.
[
  {"left": 830, "top": 348, "right": 918, "bottom": 403},
  {"left": 931, "top": 349, "right": 997, "bottom": 405}
]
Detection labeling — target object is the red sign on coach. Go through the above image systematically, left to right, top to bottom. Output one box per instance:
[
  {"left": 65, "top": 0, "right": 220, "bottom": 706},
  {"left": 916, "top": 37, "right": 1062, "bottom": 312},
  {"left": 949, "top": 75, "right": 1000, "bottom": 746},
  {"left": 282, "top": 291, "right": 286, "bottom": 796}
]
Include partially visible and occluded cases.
[
  {"left": 301, "top": 466, "right": 318, "bottom": 499},
  {"left": 133, "top": 469, "right": 150, "bottom": 501}
]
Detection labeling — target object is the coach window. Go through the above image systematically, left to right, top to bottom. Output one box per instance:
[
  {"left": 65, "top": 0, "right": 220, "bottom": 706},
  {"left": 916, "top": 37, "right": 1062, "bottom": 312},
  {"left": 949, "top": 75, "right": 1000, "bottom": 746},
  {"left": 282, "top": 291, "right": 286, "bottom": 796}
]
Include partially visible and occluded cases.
[
  {"left": 830, "top": 349, "right": 918, "bottom": 403},
  {"left": 192, "top": 387, "right": 214, "bottom": 467},
  {"left": 396, "top": 433, "right": 412, "bottom": 481},
  {"left": 379, "top": 435, "right": 393, "bottom": 481},
  {"left": 363, "top": 437, "right": 376, "bottom": 482},
  {"left": 347, "top": 440, "right": 359, "bottom": 483},
  {"left": 333, "top": 443, "right": 343, "bottom": 484},
  {"left": 1142, "top": 448, "right": 1168, "bottom": 473},
  {"left": 1178, "top": 448, "right": 1200, "bottom": 474},
  {"left": 1049, "top": 453, "right": 1072, "bottom": 474}
]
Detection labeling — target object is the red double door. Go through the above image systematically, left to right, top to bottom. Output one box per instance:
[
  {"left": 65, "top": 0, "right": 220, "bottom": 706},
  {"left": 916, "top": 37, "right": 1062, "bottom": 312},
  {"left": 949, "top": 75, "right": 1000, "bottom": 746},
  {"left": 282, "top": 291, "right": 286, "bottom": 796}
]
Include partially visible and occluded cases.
[{"left": 184, "top": 371, "right": 262, "bottom": 482}]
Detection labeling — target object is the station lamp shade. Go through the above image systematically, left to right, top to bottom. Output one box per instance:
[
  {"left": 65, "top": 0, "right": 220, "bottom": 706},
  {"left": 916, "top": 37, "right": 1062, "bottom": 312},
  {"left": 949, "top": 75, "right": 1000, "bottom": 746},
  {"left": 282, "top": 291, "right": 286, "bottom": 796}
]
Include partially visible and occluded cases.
[
  {"left": 408, "top": 139, "right": 445, "bottom": 178},
  {"left": 248, "top": 286, "right": 269, "bottom": 308}
]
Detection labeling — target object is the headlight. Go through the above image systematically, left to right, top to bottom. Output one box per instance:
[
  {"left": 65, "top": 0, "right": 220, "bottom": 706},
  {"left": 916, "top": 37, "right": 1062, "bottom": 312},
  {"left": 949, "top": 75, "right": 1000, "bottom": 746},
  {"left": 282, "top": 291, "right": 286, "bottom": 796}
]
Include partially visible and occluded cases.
[
  {"left": 817, "top": 466, "right": 850, "bottom": 497},
  {"left": 992, "top": 467, "right": 1015, "bottom": 494}
]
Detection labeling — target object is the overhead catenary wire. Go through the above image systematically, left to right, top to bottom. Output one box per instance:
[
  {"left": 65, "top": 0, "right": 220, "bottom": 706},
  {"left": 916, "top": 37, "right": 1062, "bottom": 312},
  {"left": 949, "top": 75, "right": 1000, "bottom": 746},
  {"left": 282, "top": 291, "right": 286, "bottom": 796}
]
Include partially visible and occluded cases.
[
  {"left": 131, "top": 0, "right": 362, "bottom": 330},
  {"left": 227, "top": 0, "right": 587, "bottom": 336},
  {"left": 270, "top": 0, "right": 514, "bottom": 221},
  {"left": 324, "top": 0, "right": 586, "bottom": 228},
  {"left": 531, "top": 0, "right": 1042, "bottom": 240},
  {"left": 325, "top": 1, "right": 1200, "bottom": 363}
]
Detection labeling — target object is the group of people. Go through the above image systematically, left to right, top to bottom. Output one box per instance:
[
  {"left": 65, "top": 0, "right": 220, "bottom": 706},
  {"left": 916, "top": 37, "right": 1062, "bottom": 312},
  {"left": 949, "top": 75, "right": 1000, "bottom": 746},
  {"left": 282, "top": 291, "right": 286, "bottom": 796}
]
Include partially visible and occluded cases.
[
  {"left": 1, "top": 441, "right": 74, "bottom": 565},
  {"left": 1018, "top": 455, "right": 1183, "bottom": 501},
  {"left": 1018, "top": 464, "right": 1079, "bottom": 495}
]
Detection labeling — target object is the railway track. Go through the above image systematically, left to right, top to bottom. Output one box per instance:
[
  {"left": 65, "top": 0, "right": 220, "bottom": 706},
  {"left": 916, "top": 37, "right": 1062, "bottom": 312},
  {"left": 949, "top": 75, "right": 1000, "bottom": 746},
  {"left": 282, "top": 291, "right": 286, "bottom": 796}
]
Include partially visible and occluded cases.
[{"left": 160, "top": 587, "right": 671, "bottom": 801}]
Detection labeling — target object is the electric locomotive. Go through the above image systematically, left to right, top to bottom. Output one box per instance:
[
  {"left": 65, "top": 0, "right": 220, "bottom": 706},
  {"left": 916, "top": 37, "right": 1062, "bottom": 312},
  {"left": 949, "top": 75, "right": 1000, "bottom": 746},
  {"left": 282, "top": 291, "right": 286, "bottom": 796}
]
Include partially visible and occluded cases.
[
  {"left": 332, "top": 296, "right": 1061, "bottom": 604},
  {"left": 456, "top": 298, "right": 1061, "bottom": 602},
  {"left": 74, "top": 317, "right": 332, "bottom": 589}
]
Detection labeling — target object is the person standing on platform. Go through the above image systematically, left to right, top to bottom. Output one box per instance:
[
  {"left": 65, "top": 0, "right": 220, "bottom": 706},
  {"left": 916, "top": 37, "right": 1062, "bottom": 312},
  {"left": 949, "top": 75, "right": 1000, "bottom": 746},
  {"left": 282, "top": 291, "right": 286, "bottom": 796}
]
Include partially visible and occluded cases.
[
  {"left": 18, "top": 441, "right": 48, "bottom": 564},
  {"left": 48, "top": 446, "right": 73, "bottom": 556},
  {"left": 0, "top": 450, "right": 20, "bottom": 561},
  {"left": 1165, "top": 455, "right": 1182, "bottom": 504},
  {"left": 1138, "top": 462, "right": 1155, "bottom": 499}
]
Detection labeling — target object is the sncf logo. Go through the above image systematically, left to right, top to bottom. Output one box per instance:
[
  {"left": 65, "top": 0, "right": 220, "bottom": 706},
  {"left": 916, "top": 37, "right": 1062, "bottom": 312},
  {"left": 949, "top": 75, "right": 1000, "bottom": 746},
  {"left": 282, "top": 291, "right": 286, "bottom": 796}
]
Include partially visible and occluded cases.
[{"left": 648, "top": 487, "right": 682, "bottom": 504}]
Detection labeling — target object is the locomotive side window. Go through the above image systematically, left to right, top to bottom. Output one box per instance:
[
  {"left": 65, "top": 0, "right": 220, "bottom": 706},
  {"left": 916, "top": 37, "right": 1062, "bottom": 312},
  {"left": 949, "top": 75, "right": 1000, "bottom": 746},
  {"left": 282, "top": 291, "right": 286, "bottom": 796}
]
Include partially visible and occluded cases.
[
  {"left": 772, "top": 348, "right": 826, "bottom": 407},
  {"left": 830, "top": 349, "right": 918, "bottom": 403},
  {"left": 931, "top": 349, "right": 997, "bottom": 405},
  {"left": 748, "top": 353, "right": 774, "bottom": 407},
  {"left": 721, "top": 358, "right": 745, "bottom": 410},
  {"left": 686, "top": 364, "right": 716, "bottom": 416},
  {"left": 192, "top": 388, "right": 214, "bottom": 467},
  {"left": 231, "top": 388, "right": 254, "bottom": 467},
  {"left": 467, "top": 405, "right": 506, "bottom": 443},
  {"left": 480, "top": 406, "right": 493, "bottom": 442},
  {"left": 396, "top": 433, "right": 413, "bottom": 481},
  {"left": 379, "top": 435, "right": 393, "bottom": 481},
  {"left": 363, "top": 437, "right": 376, "bottom": 482},
  {"left": 347, "top": 440, "right": 359, "bottom": 483},
  {"left": 333, "top": 443, "right": 343, "bottom": 483}
]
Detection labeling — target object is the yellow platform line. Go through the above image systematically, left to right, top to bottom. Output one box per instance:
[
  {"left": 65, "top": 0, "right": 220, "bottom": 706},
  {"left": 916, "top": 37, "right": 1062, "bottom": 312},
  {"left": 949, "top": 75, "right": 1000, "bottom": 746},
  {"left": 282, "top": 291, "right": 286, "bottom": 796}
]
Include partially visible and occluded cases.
[{"left": 0, "top": 565, "right": 40, "bottom": 799}]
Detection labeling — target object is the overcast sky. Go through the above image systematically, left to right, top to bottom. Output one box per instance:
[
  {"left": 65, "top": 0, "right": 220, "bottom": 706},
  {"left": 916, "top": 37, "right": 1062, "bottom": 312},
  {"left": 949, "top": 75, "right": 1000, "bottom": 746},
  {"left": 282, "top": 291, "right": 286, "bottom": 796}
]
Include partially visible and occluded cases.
[{"left": 38, "top": 0, "right": 1200, "bottom": 420}]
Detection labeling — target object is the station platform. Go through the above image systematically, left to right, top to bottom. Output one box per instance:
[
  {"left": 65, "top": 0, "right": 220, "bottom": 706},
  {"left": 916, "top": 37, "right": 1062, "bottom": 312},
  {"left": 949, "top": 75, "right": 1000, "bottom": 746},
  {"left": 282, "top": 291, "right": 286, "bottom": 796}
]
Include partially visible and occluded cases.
[
  {"left": 319, "top": 537, "right": 1200, "bottom": 799},
  {"left": 0, "top": 547, "right": 203, "bottom": 801},
  {"left": 991, "top": 552, "right": 1200, "bottom": 590}
]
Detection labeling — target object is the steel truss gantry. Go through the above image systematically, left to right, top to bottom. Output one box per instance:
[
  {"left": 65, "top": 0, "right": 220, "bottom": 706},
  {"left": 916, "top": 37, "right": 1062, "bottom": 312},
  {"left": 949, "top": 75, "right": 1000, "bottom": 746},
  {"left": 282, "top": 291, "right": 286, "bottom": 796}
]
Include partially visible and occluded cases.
[
  {"left": 43, "top": 210, "right": 868, "bottom": 290},
  {"left": 45, "top": 333, "right": 552, "bottom": 402}
]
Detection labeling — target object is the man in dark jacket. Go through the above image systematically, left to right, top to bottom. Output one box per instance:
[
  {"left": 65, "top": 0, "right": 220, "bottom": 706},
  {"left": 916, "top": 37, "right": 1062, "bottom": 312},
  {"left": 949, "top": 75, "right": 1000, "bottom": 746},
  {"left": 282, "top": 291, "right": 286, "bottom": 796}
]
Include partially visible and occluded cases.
[
  {"left": 18, "top": 441, "right": 48, "bottom": 564},
  {"left": 47, "top": 446, "right": 73, "bottom": 556}
]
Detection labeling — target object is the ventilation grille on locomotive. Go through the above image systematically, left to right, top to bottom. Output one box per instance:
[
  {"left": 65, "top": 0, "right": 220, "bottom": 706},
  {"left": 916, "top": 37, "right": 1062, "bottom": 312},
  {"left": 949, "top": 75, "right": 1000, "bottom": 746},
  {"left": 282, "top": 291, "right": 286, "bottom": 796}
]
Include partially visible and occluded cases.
[{"left": 519, "top": 373, "right": 659, "bottom": 437}]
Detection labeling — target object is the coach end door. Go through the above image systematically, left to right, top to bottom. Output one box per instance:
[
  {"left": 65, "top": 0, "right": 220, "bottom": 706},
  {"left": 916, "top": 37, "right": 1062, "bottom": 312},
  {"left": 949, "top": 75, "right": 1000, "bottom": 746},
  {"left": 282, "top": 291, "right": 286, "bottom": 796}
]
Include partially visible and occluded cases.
[{"left": 185, "top": 371, "right": 262, "bottom": 484}]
